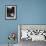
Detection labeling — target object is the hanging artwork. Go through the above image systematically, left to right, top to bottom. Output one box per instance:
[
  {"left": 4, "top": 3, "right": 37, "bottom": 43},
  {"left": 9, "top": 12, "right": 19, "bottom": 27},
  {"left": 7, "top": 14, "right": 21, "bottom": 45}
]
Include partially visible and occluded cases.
[
  {"left": 5, "top": 5, "right": 16, "bottom": 20},
  {"left": 8, "top": 32, "right": 16, "bottom": 46}
]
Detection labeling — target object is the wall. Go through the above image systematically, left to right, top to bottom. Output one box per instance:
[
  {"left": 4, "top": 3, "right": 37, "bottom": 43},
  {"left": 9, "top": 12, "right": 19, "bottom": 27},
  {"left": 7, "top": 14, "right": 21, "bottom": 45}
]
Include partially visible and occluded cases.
[{"left": 0, "top": 0, "right": 46, "bottom": 44}]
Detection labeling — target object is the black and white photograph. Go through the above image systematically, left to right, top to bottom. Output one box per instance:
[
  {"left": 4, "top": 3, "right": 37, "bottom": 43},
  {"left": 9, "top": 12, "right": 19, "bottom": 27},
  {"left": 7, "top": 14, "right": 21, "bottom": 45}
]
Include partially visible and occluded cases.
[
  {"left": 5, "top": 5, "right": 16, "bottom": 20},
  {"left": 18, "top": 25, "right": 46, "bottom": 46}
]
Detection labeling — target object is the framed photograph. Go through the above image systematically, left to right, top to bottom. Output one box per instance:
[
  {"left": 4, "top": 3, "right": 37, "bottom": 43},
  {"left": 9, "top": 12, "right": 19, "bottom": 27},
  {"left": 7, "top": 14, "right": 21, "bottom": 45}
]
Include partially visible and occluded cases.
[
  {"left": 5, "top": 5, "right": 16, "bottom": 20},
  {"left": 18, "top": 24, "right": 46, "bottom": 42}
]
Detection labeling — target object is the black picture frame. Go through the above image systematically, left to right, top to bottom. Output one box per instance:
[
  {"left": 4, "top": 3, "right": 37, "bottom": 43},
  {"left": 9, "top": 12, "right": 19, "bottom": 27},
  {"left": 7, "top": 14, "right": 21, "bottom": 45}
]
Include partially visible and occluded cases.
[{"left": 5, "top": 5, "right": 16, "bottom": 20}]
